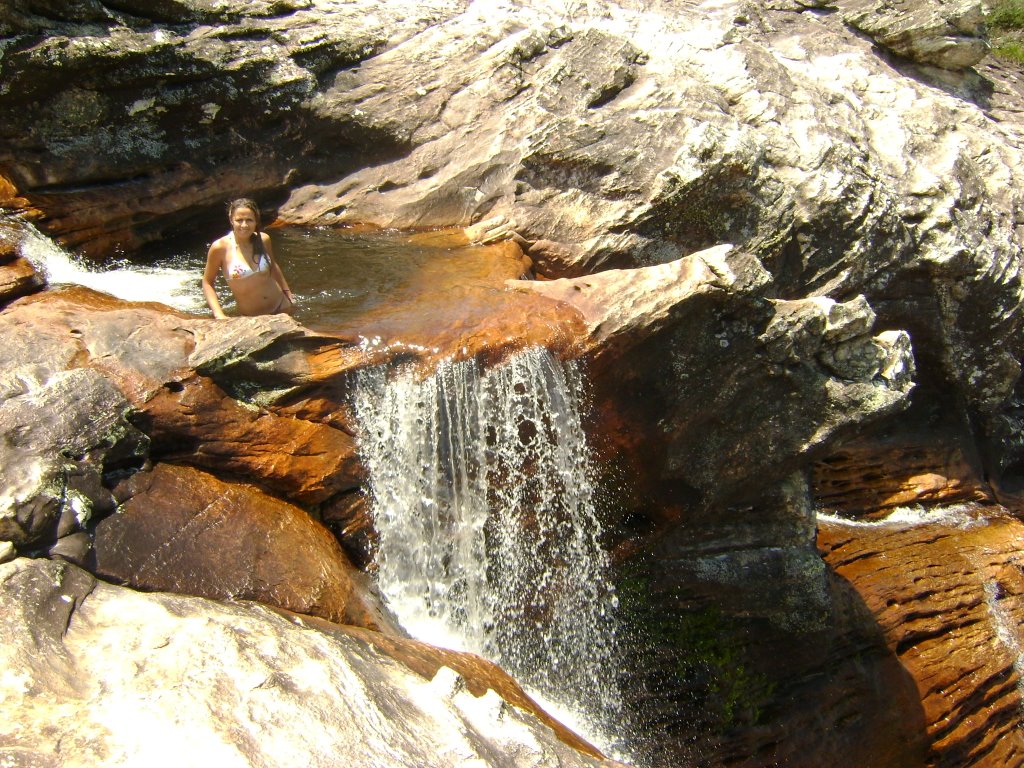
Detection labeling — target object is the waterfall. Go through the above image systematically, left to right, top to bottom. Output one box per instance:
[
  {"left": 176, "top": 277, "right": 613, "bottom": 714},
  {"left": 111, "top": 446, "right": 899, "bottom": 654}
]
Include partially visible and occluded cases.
[{"left": 353, "top": 347, "right": 622, "bottom": 737}]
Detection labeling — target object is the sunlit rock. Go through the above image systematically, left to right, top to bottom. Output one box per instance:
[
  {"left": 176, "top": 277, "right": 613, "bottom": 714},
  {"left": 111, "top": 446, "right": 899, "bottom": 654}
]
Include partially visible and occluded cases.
[
  {"left": 842, "top": 0, "right": 989, "bottom": 70},
  {"left": 509, "top": 244, "right": 771, "bottom": 356},
  {"left": 136, "top": 374, "right": 365, "bottom": 504},
  {"left": 94, "top": 462, "right": 397, "bottom": 634},
  {"left": 818, "top": 506, "right": 1024, "bottom": 765},
  {"left": 0, "top": 557, "right": 621, "bottom": 768}
]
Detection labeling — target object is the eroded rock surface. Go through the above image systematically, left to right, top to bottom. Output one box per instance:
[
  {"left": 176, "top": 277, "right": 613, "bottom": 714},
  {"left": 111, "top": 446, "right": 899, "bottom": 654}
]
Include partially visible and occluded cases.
[{"left": 819, "top": 507, "right": 1024, "bottom": 766}]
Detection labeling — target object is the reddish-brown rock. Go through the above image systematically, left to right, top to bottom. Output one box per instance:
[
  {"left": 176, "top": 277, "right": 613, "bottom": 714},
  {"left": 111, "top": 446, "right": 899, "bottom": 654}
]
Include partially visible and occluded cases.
[
  {"left": 0, "top": 256, "right": 42, "bottom": 304},
  {"left": 137, "top": 373, "right": 364, "bottom": 505},
  {"left": 812, "top": 433, "right": 994, "bottom": 518},
  {"left": 94, "top": 462, "right": 399, "bottom": 634},
  {"left": 818, "top": 507, "right": 1024, "bottom": 766}
]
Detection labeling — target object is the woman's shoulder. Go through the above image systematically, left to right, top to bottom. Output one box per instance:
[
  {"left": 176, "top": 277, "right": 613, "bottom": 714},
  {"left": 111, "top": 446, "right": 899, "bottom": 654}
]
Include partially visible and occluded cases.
[{"left": 208, "top": 234, "right": 231, "bottom": 254}]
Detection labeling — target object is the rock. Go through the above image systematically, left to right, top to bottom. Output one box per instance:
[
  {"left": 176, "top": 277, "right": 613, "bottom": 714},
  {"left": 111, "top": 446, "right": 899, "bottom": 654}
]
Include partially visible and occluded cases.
[
  {"left": 0, "top": 0, "right": 437, "bottom": 254},
  {"left": 2, "top": 0, "right": 1021, "bottom": 481},
  {"left": 842, "top": 0, "right": 989, "bottom": 70},
  {"left": 4, "top": 1, "right": 1024, "bottom": 764},
  {"left": 508, "top": 244, "right": 771, "bottom": 357},
  {"left": 0, "top": 256, "right": 43, "bottom": 304},
  {"left": 579, "top": 282, "right": 915, "bottom": 513},
  {"left": 0, "top": 289, "right": 378, "bottom": 507},
  {"left": 0, "top": 366, "right": 148, "bottom": 548},
  {"left": 137, "top": 373, "right": 365, "bottom": 505},
  {"left": 812, "top": 431, "right": 994, "bottom": 517},
  {"left": 94, "top": 462, "right": 397, "bottom": 634},
  {"left": 617, "top": 474, "right": 930, "bottom": 768},
  {"left": 320, "top": 490, "right": 377, "bottom": 571},
  {"left": 818, "top": 506, "right": 1024, "bottom": 766},
  {"left": 48, "top": 531, "right": 92, "bottom": 566},
  {"left": 0, "top": 541, "right": 14, "bottom": 564},
  {"left": 0, "top": 556, "right": 618, "bottom": 768},
  {"left": 296, "top": 617, "right": 610, "bottom": 761}
]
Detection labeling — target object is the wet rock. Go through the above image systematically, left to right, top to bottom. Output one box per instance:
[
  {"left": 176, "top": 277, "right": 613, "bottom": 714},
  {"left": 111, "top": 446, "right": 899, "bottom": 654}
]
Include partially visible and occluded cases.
[
  {"left": 0, "top": 256, "right": 43, "bottom": 304},
  {"left": 0, "top": 366, "right": 148, "bottom": 548},
  {"left": 94, "top": 462, "right": 397, "bottom": 634},
  {"left": 818, "top": 506, "right": 1024, "bottom": 766},
  {"left": 0, "top": 556, "right": 617, "bottom": 768}
]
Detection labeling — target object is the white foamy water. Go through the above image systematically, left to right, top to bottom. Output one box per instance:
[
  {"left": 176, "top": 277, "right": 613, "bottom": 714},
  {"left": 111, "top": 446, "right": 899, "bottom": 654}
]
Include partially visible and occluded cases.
[
  {"left": 9, "top": 220, "right": 205, "bottom": 312},
  {"left": 353, "top": 347, "right": 623, "bottom": 745},
  {"left": 818, "top": 502, "right": 988, "bottom": 529},
  {"left": 983, "top": 579, "right": 1024, "bottom": 715}
]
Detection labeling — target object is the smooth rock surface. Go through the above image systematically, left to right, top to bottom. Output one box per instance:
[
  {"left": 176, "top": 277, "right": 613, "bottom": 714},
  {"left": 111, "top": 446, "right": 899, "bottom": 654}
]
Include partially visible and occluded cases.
[
  {"left": 94, "top": 462, "right": 396, "bottom": 634},
  {"left": 0, "top": 556, "right": 620, "bottom": 768}
]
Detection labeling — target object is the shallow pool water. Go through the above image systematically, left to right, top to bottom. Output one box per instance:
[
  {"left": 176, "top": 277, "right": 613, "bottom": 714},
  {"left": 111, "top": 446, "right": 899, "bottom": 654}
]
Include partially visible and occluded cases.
[{"left": 17, "top": 222, "right": 525, "bottom": 338}]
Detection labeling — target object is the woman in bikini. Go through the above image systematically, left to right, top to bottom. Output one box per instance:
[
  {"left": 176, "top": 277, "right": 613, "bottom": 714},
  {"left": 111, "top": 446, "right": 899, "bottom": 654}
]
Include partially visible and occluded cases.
[{"left": 202, "top": 198, "right": 295, "bottom": 318}]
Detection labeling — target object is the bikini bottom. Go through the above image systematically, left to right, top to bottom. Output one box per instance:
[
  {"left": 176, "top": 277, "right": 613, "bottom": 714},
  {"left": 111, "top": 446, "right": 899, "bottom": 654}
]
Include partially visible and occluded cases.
[{"left": 273, "top": 293, "right": 294, "bottom": 314}]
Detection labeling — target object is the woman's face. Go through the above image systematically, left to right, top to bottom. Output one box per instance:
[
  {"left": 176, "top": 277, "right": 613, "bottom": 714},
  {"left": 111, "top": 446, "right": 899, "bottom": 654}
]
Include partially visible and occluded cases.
[{"left": 230, "top": 207, "right": 258, "bottom": 239}]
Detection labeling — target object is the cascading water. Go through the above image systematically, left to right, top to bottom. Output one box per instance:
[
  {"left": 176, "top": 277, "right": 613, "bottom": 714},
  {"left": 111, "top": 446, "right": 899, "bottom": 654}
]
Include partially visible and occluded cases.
[
  {"left": 2, "top": 216, "right": 205, "bottom": 312},
  {"left": 353, "top": 346, "right": 622, "bottom": 741}
]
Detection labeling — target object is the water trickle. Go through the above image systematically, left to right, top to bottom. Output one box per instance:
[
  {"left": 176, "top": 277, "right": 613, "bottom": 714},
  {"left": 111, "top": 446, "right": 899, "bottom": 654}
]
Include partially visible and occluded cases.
[{"left": 354, "top": 347, "right": 622, "bottom": 736}]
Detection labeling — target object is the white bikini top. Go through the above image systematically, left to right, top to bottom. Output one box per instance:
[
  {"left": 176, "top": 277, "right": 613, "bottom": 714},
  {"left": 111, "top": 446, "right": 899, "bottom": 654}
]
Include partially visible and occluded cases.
[{"left": 225, "top": 238, "right": 270, "bottom": 280}]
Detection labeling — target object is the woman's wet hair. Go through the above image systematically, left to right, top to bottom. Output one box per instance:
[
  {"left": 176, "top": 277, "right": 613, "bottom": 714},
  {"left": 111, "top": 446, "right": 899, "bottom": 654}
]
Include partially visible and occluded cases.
[{"left": 227, "top": 198, "right": 262, "bottom": 232}]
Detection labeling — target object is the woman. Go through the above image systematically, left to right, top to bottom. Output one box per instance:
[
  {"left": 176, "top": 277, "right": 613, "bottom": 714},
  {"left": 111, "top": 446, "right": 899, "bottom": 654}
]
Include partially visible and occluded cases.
[{"left": 202, "top": 198, "right": 295, "bottom": 318}]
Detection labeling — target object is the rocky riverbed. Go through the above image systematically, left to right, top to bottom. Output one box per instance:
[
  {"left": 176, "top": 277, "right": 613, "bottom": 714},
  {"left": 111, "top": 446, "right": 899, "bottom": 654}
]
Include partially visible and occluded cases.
[{"left": 3, "top": 0, "right": 1024, "bottom": 765}]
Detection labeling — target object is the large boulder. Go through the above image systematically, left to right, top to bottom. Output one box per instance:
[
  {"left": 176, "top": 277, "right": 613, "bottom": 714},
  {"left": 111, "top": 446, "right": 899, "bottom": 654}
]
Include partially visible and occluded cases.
[
  {"left": 842, "top": 0, "right": 989, "bottom": 70},
  {"left": 93, "top": 462, "right": 397, "bottom": 634},
  {"left": 0, "top": 556, "right": 622, "bottom": 768}
]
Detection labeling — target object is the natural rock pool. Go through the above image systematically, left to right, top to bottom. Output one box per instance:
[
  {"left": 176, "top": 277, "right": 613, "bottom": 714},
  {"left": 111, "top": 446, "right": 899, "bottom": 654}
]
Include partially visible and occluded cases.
[{"left": 19, "top": 223, "right": 529, "bottom": 331}]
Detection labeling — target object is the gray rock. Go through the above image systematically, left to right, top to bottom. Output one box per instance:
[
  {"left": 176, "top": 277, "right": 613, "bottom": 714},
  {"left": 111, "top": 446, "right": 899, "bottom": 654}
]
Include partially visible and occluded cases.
[
  {"left": 843, "top": 0, "right": 989, "bottom": 70},
  {"left": 0, "top": 367, "right": 148, "bottom": 547},
  {"left": 47, "top": 532, "right": 92, "bottom": 566}
]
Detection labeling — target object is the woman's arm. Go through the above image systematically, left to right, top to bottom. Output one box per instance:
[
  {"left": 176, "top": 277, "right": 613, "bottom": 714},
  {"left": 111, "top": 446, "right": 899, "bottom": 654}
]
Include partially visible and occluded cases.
[{"left": 202, "top": 241, "right": 229, "bottom": 319}]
